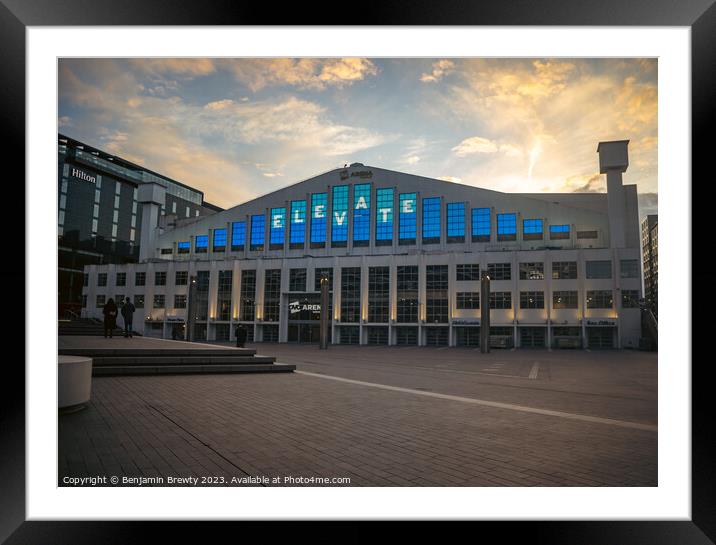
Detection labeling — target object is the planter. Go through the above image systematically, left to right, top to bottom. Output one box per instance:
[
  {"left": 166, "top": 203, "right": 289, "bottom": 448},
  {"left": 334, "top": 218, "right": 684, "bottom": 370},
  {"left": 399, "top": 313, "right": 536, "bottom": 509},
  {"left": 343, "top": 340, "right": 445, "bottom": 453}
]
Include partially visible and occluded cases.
[{"left": 58, "top": 356, "right": 92, "bottom": 409}]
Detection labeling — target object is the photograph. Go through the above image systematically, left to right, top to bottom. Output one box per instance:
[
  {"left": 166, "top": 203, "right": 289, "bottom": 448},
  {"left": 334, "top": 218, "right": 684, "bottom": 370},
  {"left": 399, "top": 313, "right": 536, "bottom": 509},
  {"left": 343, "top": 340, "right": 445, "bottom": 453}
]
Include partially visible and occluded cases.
[{"left": 56, "top": 56, "right": 659, "bottom": 488}]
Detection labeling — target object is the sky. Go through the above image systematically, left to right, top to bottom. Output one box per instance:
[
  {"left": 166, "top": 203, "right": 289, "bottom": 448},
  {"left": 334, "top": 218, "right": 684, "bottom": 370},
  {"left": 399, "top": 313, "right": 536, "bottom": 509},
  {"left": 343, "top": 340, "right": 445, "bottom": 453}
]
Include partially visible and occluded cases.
[{"left": 58, "top": 58, "right": 657, "bottom": 217}]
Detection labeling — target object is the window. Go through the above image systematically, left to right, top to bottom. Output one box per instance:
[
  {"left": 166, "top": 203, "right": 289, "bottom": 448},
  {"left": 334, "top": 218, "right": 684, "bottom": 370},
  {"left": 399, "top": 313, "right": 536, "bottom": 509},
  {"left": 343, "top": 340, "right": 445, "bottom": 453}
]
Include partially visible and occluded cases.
[
  {"left": 353, "top": 184, "right": 371, "bottom": 246},
  {"left": 331, "top": 186, "right": 349, "bottom": 247},
  {"left": 375, "top": 188, "right": 394, "bottom": 245},
  {"left": 310, "top": 193, "right": 327, "bottom": 248},
  {"left": 398, "top": 193, "right": 417, "bottom": 245},
  {"left": 422, "top": 197, "right": 441, "bottom": 244},
  {"left": 289, "top": 201, "right": 306, "bottom": 249},
  {"left": 446, "top": 202, "right": 466, "bottom": 243},
  {"left": 269, "top": 207, "right": 286, "bottom": 250},
  {"left": 472, "top": 207, "right": 491, "bottom": 242},
  {"left": 497, "top": 213, "right": 517, "bottom": 241},
  {"left": 250, "top": 215, "right": 265, "bottom": 251},
  {"left": 523, "top": 219, "right": 543, "bottom": 241},
  {"left": 231, "top": 221, "right": 246, "bottom": 251},
  {"left": 549, "top": 224, "right": 570, "bottom": 240},
  {"left": 213, "top": 228, "right": 227, "bottom": 252},
  {"left": 577, "top": 230, "right": 598, "bottom": 239},
  {"left": 195, "top": 235, "right": 208, "bottom": 253},
  {"left": 177, "top": 241, "right": 190, "bottom": 254},
  {"left": 160, "top": 248, "right": 173, "bottom": 255},
  {"left": 620, "top": 259, "right": 639, "bottom": 278},
  {"left": 586, "top": 260, "right": 612, "bottom": 279},
  {"left": 552, "top": 261, "right": 577, "bottom": 280},
  {"left": 487, "top": 262, "right": 511, "bottom": 281},
  {"left": 519, "top": 262, "right": 544, "bottom": 280},
  {"left": 456, "top": 264, "right": 480, "bottom": 281},
  {"left": 426, "top": 265, "right": 448, "bottom": 323},
  {"left": 397, "top": 266, "right": 419, "bottom": 323},
  {"left": 341, "top": 267, "right": 361, "bottom": 323},
  {"left": 368, "top": 267, "right": 390, "bottom": 323},
  {"left": 289, "top": 268, "right": 307, "bottom": 292},
  {"left": 314, "top": 268, "right": 334, "bottom": 292},
  {"left": 217, "top": 270, "right": 233, "bottom": 320},
  {"left": 240, "top": 270, "right": 256, "bottom": 321},
  {"left": 263, "top": 270, "right": 281, "bottom": 321},
  {"left": 155, "top": 271, "right": 166, "bottom": 286},
  {"left": 175, "top": 271, "right": 188, "bottom": 285},
  {"left": 194, "top": 271, "right": 210, "bottom": 320},
  {"left": 115, "top": 272, "right": 126, "bottom": 286},
  {"left": 83, "top": 273, "right": 89, "bottom": 287},
  {"left": 97, "top": 273, "right": 107, "bottom": 287},
  {"left": 135, "top": 273, "right": 146, "bottom": 287},
  {"left": 587, "top": 290, "right": 613, "bottom": 308},
  {"left": 621, "top": 290, "right": 640, "bottom": 308},
  {"left": 520, "top": 291, "right": 544, "bottom": 309},
  {"left": 553, "top": 291, "right": 578, "bottom": 309},
  {"left": 456, "top": 292, "right": 480, "bottom": 309},
  {"left": 489, "top": 292, "right": 512, "bottom": 309},
  {"left": 115, "top": 294, "right": 124, "bottom": 305},
  {"left": 134, "top": 294, "right": 144, "bottom": 308},
  {"left": 153, "top": 294, "right": 165, "bottom": 309},
  {"left": 174, "top": 294, "right": 187, "bottom": 309},
  {"left": 96, "top": 295, "right": 105, "bottom": 308}
]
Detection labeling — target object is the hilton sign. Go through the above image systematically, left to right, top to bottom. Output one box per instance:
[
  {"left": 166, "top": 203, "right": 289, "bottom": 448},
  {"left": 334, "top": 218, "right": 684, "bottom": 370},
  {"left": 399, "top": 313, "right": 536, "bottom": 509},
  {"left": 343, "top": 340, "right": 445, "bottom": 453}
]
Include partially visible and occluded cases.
[{"left": 71, "top": 167, "right": 97, "bottom": 184}]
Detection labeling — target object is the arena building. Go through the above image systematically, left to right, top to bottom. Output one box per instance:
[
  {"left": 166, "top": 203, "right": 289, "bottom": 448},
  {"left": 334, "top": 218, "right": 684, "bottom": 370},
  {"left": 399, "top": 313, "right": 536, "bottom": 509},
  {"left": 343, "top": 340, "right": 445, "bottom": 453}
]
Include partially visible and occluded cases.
[{"left": 80, "top": 140, "right": 644, "bottom": 349}]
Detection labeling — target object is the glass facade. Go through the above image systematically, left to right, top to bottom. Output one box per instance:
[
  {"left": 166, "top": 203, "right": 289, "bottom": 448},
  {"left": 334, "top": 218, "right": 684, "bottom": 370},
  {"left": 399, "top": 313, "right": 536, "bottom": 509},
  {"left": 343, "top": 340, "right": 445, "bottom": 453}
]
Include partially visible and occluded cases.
[
  {"left": 353, "top": 184, "right": 371, "bottom": 246},
  {"left": 331, "top": 186, "right": 349, "bottom": 247},
  {"left": 375, "top": 188, "right": 394, "bottom": 245},
  {"left": 310, "top": 193, "right": 327, "bottom": 247},
  {"left": 398, "top": 193, "right": 417, "bottom": 245},
  {"left": 423, "top": 197, "right": 441, "bottom": 244},
  {"left": 290, "top": 200, "right": 306, "bottom": 249},
  {"left": 446, "top": 202, "right": 465, "bottom": 243},
  {"left": 269, "top": 207, "right": 286, "bottom": 249},
  {"left": 472, "top": 207, "right": 491, "bottom": 242},
  {"left": 497, "top": 213, "right": 517, "bottom": 241},
  {"left": 250, "top": 215, "right": 265, "bottom": 251},
  {"left": 523, "top": 219, "right": 543, "bottom": 240},
  {"left": 231, "top": 221, "right": 245, "bottom": 251},
  {"left": 550, "top": 224, "right": 570, "bottom": 240},
  {"left": 213, "top": 228, "right": 226, "bottom": 252},
  {"left": 195, "top": 235, "right": 208, "bottom": 253},
  {"left": 177, "top": 241, "right": 190, "bottom": 254},
  {"left": 586, "top": 260, "right": 612, "bottom": 279},
  {"left": 552, "top": 261, "right": 578, "bottom": 280},
  {"left": 488, "top": 262, "right": 511, "bottom": 281},
  {"left": 519, "top": 262, "right": 544, "bottom": 280},
  {"left": 456, "top": 264, "right": 480, "bottom": 281},
  {"left": 425, "top": 265, "right": 448, "bottom": 323},
  {"left": 396, "top": 266, "right": 418, "bottom": 323},
  {"left": 340, "top": 267, "right": 361, "bottom": 323},
  {"left": 368, "top": 267, "right": 390, "bottom": 323},
  {"left": 289, "top": 268, "right": 307, "bottom": 292},
  {"left": 314, "top": 268, "right": 333, "bottom": 292},
  {"left": 194, "top": 270, "right": 210, "bottom": 321},
  {"left": 216, "top": 270, "right": 232, "bottom": 321},
  {"left": 239, "top": 270, "right": 256, "bottom": 321},
  {"left": 263, "top": 270, "right": 281, "bottom": 322},
  {"left": 587, "top": 290, "right": 613, "bottom": 308},
  {"left": 520, "top": 291, "right": 544, "bottom": 309},
  {"left": 553, "top": 291, "right": 578, "bottom": 309},
  {"left": 456, "top": 292, "right": 480, "bottom": 309}
]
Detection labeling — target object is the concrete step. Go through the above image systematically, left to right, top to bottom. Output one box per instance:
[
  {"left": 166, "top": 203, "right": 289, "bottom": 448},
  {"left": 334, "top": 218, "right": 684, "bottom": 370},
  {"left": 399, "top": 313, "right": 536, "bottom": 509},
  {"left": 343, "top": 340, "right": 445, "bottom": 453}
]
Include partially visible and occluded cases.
[
  {"left": 58, "top": 347, "right": 258, "bottom": 358},
  {"left": 91, "top": 355, "right": 276, "bottom": 366},
  {"left": 92, "top": 363, "right": 295, "bottom": 376}
]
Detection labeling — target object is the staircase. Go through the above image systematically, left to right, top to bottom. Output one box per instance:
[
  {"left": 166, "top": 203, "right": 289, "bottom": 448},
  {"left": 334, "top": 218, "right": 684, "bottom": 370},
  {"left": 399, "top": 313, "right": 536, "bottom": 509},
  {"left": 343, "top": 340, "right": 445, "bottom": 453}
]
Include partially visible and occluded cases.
[
  {"left": 58, "top": 318, "right": 139, "bottom": 337},
  {"left": 57, "top": 344, "right": 295, "bottom": 376}
]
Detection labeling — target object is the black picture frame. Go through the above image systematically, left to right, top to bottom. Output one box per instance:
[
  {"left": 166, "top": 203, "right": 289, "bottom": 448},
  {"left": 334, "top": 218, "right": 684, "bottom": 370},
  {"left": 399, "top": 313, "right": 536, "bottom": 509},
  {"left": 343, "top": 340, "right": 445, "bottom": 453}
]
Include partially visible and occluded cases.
[{"left": 3, "top": 1, "right": 711, "bottom": 542}]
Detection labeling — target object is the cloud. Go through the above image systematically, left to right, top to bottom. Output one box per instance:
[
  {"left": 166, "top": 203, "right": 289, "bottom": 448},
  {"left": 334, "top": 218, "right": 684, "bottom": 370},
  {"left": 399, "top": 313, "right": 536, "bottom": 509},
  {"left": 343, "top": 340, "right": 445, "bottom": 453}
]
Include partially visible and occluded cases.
[
  {"left": 130, "top": 58, "right": 217, "bottom": 77},
  {"left": 420, "top": 60, "right": 455, "bottom": 83},
  {"left": 58, "top": 116, "right": 73, "bottom": 127},
  {"left": 451, "top": 136, "right": 499, "bottom": 156},
  {"left": 638, "top": 192, "right": 658, "bottom": 218}
]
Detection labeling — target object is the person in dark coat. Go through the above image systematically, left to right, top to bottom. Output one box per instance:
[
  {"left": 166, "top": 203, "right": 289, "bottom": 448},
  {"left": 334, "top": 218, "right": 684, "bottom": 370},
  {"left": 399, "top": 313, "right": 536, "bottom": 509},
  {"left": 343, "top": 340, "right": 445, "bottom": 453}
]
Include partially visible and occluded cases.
[
  {"left": 121, "top": 297, "right": 136, "bottom": 338},
  {"left": 103, "top": 298, "right": 118, "bottom": 338},
  {"left": 235, "top": 324, "right": 248, "bottom": 348}
]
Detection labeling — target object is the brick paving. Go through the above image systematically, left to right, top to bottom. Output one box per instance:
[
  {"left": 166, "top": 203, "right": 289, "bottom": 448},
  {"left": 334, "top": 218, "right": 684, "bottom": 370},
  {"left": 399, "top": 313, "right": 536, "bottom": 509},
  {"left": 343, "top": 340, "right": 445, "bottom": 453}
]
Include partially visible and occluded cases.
[{"left": 58, "top": 344, "right": 657, "bottom": 487}]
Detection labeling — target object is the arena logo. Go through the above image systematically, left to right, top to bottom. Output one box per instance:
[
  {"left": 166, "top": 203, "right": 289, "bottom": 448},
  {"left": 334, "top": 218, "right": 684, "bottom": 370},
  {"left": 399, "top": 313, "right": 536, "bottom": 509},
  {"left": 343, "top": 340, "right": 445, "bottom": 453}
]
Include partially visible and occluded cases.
[
  {"left": 71, "top": 167, "right": 97, "bottom": 184},
  {"left": 288, "top": 301, "right": 321, "bottom": 314}
]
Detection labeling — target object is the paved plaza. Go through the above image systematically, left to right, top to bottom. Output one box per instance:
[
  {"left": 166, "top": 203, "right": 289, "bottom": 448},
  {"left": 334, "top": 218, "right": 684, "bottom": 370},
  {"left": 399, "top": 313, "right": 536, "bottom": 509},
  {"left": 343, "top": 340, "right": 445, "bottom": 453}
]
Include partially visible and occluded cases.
[{"left": 59, "top": 340, "right": 657, "bottom": 486}]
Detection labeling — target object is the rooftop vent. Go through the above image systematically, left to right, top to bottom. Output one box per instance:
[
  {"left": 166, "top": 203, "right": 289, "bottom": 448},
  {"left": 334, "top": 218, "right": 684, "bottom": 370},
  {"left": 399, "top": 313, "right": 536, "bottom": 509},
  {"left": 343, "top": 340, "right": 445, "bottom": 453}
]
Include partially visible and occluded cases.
[{"left": 349, "top": 162, "right": 364, "bottom": 167}]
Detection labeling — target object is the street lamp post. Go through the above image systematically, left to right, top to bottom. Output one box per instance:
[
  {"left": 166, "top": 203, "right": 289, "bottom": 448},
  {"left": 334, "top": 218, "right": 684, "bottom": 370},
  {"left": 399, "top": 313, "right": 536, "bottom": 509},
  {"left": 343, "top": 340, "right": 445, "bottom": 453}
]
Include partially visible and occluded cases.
[
  {"left": 480, "top": 272, "right": 491, "bottom": 354},
  {"left": 186, "top": 275, "right": 197, "bottom": 342},
  {"left": 319, "top": 275, "right": 329, "bottom": 350}
]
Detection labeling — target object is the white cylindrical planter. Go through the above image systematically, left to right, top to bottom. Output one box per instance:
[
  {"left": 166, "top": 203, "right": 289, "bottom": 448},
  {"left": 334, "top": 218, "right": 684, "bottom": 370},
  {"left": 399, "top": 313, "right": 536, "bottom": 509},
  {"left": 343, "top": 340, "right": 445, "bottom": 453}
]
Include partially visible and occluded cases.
[{"left": 58, "top": 356, "right": 92, "bottom": 409}]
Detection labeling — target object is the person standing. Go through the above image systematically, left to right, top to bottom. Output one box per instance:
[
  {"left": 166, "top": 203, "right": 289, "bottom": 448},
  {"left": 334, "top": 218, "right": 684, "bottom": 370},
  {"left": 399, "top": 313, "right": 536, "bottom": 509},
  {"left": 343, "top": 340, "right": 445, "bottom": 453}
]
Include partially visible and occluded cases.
[
  {"left": 121, "top": 296, "right": 136, "bottom": 338},
  {"left": 103, "top": 298, "right": 118, "bottom": 338},
  {"left": 235, "top": 323, "right": 248, "bottom": 348}
]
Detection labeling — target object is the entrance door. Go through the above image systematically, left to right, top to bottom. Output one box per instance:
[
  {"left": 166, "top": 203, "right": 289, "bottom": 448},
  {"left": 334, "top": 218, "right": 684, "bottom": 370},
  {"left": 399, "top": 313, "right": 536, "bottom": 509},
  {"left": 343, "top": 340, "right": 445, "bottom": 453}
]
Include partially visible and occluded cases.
[
  {"left": 288, "top": 322, "right": 327, "bottom": 343},
  {"left": 520, "top": 327, "right": 546, "bottom": 348},
  {"left": 588, "top": 327, "right": 615, "bottom": 349}
]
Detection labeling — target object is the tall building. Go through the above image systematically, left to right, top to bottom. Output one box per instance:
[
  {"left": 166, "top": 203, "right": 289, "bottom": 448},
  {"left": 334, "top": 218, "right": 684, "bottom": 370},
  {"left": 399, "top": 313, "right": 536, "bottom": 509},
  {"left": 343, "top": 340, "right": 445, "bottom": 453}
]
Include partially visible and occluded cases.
[
  {"left": 58, "top": 134, "right": 222, "bottom": 315},
  {"left": 82, "top": 140, "right": 644, "bottom": 349},
  {"left": 641, "top": 214, "right": 658, "bottom": 317}
]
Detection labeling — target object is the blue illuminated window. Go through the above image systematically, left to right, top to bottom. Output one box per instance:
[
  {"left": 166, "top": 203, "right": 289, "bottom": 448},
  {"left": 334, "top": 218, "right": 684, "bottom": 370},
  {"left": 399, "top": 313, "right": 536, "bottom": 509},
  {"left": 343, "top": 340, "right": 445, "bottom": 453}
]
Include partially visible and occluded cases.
[
  {"left": 353, "top": 183, "right": 371, "bottom": 246},
  {"left": 331, "top": 185, "right": 349, "bottom": 247},
  {"left": 375, "top": 188, "right": 394, "bottom": 245},
  {"left": 310, "top": 193, "right": 327, "bottom": 247},
  {"left": 399, "top": 193, "right": 417, "bottom": 245},
  {"left": 423, "top": 197, "right": 441, "bottom": 244},
  {"left": 289, "top": 200, "right": 306, "bottom": 249},
  {"left": 446, "top": 202, "right": 465, "bottom": 243},
  {"left": 269, "top": 207, "right": 286, "bottom": 249},
  {"left": 471, "top": 208, "right": 491, "bottom": 242},
  {"left": 497, "top": 213, "right": 517, "bottom": 241},
  {"left": 250, "top": 215, "right": 265, "bottom": 251},
  {"left": 523, "top": 219, "right": 543, "bottom": 240},
  {"left": 231, "top": 221, "right": 245, "bottom": 251},
  {"left": 550, "top": 224, "right": 570, "bottom": 240},
  {"left": 213, "top": 228, "right": 226, "bottom": 252},
  {"left": 195, "top": 235, "right": 208, "bottom": 253},
  {"left": 177, "top": 241, "right": 190, "bottom": 254}
]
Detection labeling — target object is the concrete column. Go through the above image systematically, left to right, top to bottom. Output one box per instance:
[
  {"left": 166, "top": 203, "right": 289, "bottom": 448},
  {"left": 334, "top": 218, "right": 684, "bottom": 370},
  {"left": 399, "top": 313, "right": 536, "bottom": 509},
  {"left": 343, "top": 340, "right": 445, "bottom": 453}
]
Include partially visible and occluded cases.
[
  {"left": 598, "top": 140, "right": 629, "bottom": 250},
  {"left": 137, "top": 181, "right": 166, "bottom": 262}
]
